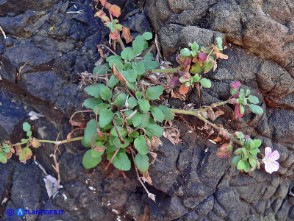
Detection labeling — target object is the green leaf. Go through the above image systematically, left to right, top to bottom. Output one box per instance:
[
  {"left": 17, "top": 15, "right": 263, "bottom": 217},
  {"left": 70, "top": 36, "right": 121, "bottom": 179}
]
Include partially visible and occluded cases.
[
  {"left": 143, "top": 32, "right": 153, "bottom": 40},
  {"left": 133, "top": 35, "right": 148, "bottom": 55},
  {"left": 216, "top": 37, "right": 223, "bottom": 50},
  {"left": 190, "top": 42, "right": 199, "bottom": 53},
  {"left": 121, "top": 47, "right": 136, "bottom": 61},
  {"left": 180, "top": 48, "right": 191, "bottom": 57},
  {"left": 144, "top": 52, "right": 154, "bottom": 61},
  {"left": 107, "top": 55, "right": 124, "bottom": 70},
  {"left": 143, "top": 60, "right": 160, "bottom": 71},
  {"left": 202, "top": 60, "right": 214, "bottom": 73},
  {"left": 132, "top": 62, "right": 145, "bottom": 76},
  {"left": 190, "top": 63, "right": 202, "bottom": 74},
  {"left": 93, "top": 64, "right": 108, "bottom": 75},
  {"left": 122, "top": 69, "right": 137, "bottom": 83},
  {"left": 107, "top": 75, "right": 119, "bottom": 88},
  {"left": 200, "top": 78, "right": 212, "bottom": 88},
  {"left": 84, "top": 83, "right": 104, "bottom": 98},
  {"left": 127, "top": 83, "right": 136, "bottom": 91},
  {"left": 146, "top": 85, "right": 164, "bottom": 100},
  {"left": 100, "top": 86, "right": 112, "bottom": 101},
  {"left": 135, "top": 91, "right": 142, "bottom": 99},
  {"left": 114, "top": 93, "right": 127, "bottom": 107},
  {"left": 248, "top": 95, "right": 259, "bottom": 104},
  {"left": 127, "top": 97, "right": 137, "bottom": 109},
  {"left": 83, "top": 98, "right": 102, "bottom": 109},
  {"left": 138, "top": 99, "right": 150, "bottom": 113},
  {"left": 93, "top": 103, "right": 109, "bottom": 115},
  {"left": 240, "top": 104, "right": 245, "bottom": 114},
  {"left": 249, "top": 104, "right": 264, "bottom": 115},
  {"left": 157, "top": 105, "right": 174, "bottom": 121},
  {"left": 151, "top": 107, "right": 165, "bottom": 123},
  {"left": 99, "top": 108, "right": 113, "bottom": 128},
  {"left": 132, "top": 113, "right": 150, "bottom": 128},
  {"left": 132, "top": 113, "right": 142, "bottom": 127},
  {"left": 83, "top": 119, "right": 97, "bottom": 147},
  {"left": 23, "top": 122, "right": 31, "bottom": 132},
  {"left": 145, "top": 124, "right": 164, "bottom": 137},
  {"left": 110, "top": 126, "right": 127, "bottom": 137},
  {"left": 26, "top": 131, "right": 32, "bottom": 137},
  {"left": 129, "top": 131, "right": 139, "bottom": 138},
  {"left": 134, "top": 135, "right": 149, "bottom": 155},
  {"left": 113, "top": 137, "right": 130, "bottom": 148},
  {"left": 252, "top": 139, "right": 262, "bottom": 148},
  {"left": 3, "top": 144, "right": 11, "bottom": 153},
  {"left": 19, "top": 147, "right": 32, "bottom": 162},
  {"left": 90, "top": 148, "right": 104, "bottom": 158},
  {"left": 249, "top": 149, "right": 258, "bottom": 156},
  {"left": 82, "top": 150, "right": 102, "bottom": 169},
  {"left": 112, "top": 152, "right": 131, "bottom": 171},
  {"left": 0, "top": 153, "right": 8, "bottom": 164},
  {"left": 134, "top": 154, "right": 150, "bottom": 173},
  {"left": 231, "top": 155, "right": 241, "bottom": 165},
  {"left": 249, "top": 158, "right": 257, "bottom": 169},
  {"left": 237, "top": 159, "right": 245, "bottom": 170},
  {"left": 243, "top": 160, "right": 251, "bottom": 172}
]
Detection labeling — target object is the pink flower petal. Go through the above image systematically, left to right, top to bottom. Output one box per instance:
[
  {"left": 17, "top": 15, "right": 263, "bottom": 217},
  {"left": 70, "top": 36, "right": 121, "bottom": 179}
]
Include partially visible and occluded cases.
[
  {"left": 230, "top": 81, "right": 241, "bottom": 89},
  {"left": 264, "top": 147, "right": 272, "bottom": 157},
  {"left": 269, "top": 150, "right": 280, "bottom": 161},
  {"left": 264, "top": 161, "right": 279, "bottom": 174}
]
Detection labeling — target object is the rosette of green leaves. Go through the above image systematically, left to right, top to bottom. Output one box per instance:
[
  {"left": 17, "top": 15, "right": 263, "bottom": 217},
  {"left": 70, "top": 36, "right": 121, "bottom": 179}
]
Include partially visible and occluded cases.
[
  {"left": 82, "top": 32, "right": 174, "bottom": 173},
  {"left": 179, "top": 41, "right": 215, "bottom": 89},
  {"left": 230, "top": 88, "right": 264, "bottom": 115},
  {"left": 231, "top": 132, "right": 261, "bottom": 172}
]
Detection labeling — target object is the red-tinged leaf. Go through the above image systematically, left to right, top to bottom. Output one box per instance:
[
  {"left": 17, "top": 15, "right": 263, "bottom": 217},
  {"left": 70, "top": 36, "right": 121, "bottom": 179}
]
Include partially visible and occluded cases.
[
  {"left": 100, "top": 0, "right": 106, "bottom": 6},
  {"left": 104, "top": 2, "right": 111, "bottom": 9},
  {"left": 109, "top": 4, "right": 121, "bottom": 17},
  {"left": 94, "top": 10, "right": 110, "bottom": 22},
  {"left": 122, "top": 27, "right": 133, "bottom": 43},
  {"left": 109, "top": 29, "right": 120, "bottom": 40},
  {"left": 215, "top": 51, "right": 228, "bottom": 60},
  {"left": 198, "top": 52, "right": 208, "bottom": 61},
  {"left": 176, "top": 54, "right": 191, "bottom": 67},
  {"left": 170, "top": 77, "right": 180, "bottom": 88},
  {"left": 179, "top": 84, "right": 190, "bottom": 95},
  {"left": 234, "top": 104, "right": 244, "bottom": 119}
]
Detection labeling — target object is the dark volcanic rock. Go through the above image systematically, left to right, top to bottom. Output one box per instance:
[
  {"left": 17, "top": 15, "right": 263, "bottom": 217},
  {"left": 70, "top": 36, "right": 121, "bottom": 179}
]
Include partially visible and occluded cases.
[{"left": 0, "top": 0, "right": 293, "bottom": 221}]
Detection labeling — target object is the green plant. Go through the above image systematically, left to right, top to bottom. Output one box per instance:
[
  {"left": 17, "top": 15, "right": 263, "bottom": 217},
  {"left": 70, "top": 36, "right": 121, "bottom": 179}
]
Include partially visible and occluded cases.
[
  {"left": 82, "top": 32, "right": 174, "bottom": 173},
  {"left": 174, "top": 37, "right": 228, "bottom": 95}
]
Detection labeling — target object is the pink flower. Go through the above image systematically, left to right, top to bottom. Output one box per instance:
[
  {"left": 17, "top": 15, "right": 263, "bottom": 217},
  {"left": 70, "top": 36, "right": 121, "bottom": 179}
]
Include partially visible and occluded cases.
[
  {"left": 230, "top": 80, "right": 241, "bottom": 89},
  {"left": 262, "top": 147, "right": 280, "bottom": 174}
]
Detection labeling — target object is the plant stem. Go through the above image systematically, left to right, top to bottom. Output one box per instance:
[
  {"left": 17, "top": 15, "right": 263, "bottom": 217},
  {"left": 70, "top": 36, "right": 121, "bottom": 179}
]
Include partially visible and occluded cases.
[
  {"left": 117, "top": 37, "right": 125, "bottom": 50},
  {"left": 97, "top": 44, "right": 118, "bottom": 55},
  {"left": 151, "top": 67, "right": 180, "bottom": 73},
  {"left": 198, "top": 100, "right": 230, "bottom": 112},
  {"left": 171, "top": 107, "right": 241, "bottom": 145},
  {"left": 38, "top": 136, "right": 83, "bottom": 145}
]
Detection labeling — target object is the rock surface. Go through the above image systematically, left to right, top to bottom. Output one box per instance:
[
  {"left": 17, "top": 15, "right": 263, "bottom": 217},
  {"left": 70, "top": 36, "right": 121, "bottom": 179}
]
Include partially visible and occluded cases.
[{"left": 0, "top": 0, "right": 293, "bottom": 221}]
